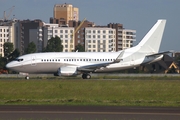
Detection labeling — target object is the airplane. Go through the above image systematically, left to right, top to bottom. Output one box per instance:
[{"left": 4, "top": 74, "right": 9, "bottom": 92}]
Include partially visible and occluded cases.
[{"left": 6, "top": 19, "right": 168, "bottom": 79}]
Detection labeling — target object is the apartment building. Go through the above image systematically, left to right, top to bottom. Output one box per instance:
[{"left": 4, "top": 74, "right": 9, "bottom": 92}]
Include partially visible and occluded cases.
[
  {"left": 50, "top": 3, "right": 79, "bottom": 25},
  {"left": 19, "top": 20, "right": 43, "bottom": 54},
  {"left": 69, "top": 20, "right": 95, "bottom": 47},
  {"left": 108, "top": 23, "right": 136, "bottom": 51},
  {"left": 0, "top": 24, "right": 15, "bottom": 56},
  {"left": 42, "top": 24, "right": 74, "bottom": 52},
  {"left": 85, "top": 27, "right": 116, "bottom": 52},
  {"left": 120, "top": 29, "right": 136, "bottom": 50}
]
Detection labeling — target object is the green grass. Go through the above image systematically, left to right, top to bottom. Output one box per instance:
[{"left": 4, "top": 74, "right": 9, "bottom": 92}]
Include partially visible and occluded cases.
[{"left": 0, "top": 77, "right": 180, "bottom": 106}]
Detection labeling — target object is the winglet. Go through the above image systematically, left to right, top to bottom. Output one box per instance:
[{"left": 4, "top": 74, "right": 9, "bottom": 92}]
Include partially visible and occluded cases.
[{"left": 114, "top": 50, "right": 124, "bottom": 63}]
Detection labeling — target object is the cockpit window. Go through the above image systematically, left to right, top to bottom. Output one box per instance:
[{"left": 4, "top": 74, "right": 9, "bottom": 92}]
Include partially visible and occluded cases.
[{"left": 15, "top": 58, "right": 24, "bottom": 62}]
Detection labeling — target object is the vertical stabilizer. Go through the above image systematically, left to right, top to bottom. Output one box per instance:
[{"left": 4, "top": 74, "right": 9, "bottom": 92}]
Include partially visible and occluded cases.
[{"left": 138, "top": 20, "right": 166, "bottom": 53}]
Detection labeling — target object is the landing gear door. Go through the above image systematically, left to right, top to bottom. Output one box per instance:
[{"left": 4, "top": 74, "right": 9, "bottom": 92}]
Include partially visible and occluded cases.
[{"left": 31, "top": 56, "right": 36, "bottom": 66}]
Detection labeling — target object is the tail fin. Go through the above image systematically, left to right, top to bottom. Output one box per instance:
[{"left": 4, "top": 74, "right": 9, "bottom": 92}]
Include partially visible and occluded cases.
[{"left": 137, "top": 19, "right": 166, "bottom": 53}]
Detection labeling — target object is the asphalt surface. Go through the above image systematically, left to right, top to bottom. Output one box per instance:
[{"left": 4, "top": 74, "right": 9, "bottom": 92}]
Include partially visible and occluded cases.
[{"left": 0, "top": 105, "right": 180, "bottom": 120}]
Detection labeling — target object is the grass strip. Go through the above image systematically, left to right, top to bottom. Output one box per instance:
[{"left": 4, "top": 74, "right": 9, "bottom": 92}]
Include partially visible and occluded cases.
[{"left": 0, "top": 78, "right": 180, "bottom": 106}]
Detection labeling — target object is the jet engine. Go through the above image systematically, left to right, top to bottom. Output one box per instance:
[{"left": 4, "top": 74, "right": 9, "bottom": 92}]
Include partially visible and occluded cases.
[{"left": 54, "top": 66, "right": 80, "bottom": 77}]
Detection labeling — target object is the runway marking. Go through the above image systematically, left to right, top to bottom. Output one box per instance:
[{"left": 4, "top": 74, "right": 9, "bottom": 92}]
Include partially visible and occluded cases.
[{"left": 1, "top": 111, "right": 180, "bottom": 116}]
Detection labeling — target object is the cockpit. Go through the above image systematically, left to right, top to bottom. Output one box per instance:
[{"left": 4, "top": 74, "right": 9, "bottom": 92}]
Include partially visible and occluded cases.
[{"left": 14, "top": 58, "right": 24, "bottom": 62}]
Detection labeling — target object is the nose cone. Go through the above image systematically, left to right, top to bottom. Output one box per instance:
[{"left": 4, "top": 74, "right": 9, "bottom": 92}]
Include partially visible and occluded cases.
[{"left": 6, "top": 62, "right": 13, "bottom": 69}]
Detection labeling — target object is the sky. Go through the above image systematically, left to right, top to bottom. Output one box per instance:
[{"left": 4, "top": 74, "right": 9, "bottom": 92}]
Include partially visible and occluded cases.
[{"left": 0, "top": 0, "right": 180, "bottom": 52}]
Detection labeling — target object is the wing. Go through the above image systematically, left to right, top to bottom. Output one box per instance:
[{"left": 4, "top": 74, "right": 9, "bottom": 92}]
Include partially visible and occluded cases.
[{"left": 77, "top": 51, "right": 124, "bottom": 72}]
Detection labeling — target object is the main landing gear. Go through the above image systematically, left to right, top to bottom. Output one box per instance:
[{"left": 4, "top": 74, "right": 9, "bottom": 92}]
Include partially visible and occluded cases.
[
  {"left": 82, "top": 73, "right": 91, "bottom": 79},
  {"left": 25, "top": 76, "right": 29, "bottom": 80}
]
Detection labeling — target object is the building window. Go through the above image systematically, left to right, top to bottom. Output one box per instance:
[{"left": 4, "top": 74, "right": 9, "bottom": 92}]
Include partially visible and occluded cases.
[{"left": 60, "top": 30, "right": 63, "bottom": 33}]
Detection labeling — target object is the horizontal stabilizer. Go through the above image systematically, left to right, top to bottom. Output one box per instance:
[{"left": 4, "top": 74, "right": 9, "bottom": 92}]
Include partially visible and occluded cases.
[{"left": 146, "top": 51, "right": 172, "bottom": 57}]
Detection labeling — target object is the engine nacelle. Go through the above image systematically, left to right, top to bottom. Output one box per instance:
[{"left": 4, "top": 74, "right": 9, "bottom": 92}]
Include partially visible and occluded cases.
[{"left": 54, "top": 66, "right": 80, "bottom": 77}]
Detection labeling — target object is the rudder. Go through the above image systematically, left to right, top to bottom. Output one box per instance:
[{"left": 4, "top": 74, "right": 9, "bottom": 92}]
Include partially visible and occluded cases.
[{"left": 137, "top": 20, "right": 166, "bottom": 53}]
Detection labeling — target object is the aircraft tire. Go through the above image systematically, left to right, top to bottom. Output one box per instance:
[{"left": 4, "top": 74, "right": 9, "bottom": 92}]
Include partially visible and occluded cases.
[
  {"left": 82, "top": 73, "right": 91, "bottom": 79},
  {"left": 82, "top": 74, "right": 86, "bottom": 79},
  {"left": 86, "top": 74, "right": 91, "bottom": 79},
  {"left": 25, "top": 76, "right": 29, "bottom": 80}
]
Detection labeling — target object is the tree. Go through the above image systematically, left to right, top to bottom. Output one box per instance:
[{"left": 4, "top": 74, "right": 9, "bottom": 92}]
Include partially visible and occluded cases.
[
  {"left": 44, "top": 36, "right": 63, "bottom": 52},
  {"left": 3, "top": 42, "right": 13, "bottom": 59},
  {"left": 25, "top": 42, "right": 36, "bottom": 54},
  {"left": 3, "top": 43, "right": 20, "bottom": 71},
  {"left": 75, "top": 44, "right": 85, "bottom": 52},
  {"left": 9, "top": 48, "right": 20, "bottom": 62},
  {"left": 0, "top": 56, "right": 6, "bottom": 69}
]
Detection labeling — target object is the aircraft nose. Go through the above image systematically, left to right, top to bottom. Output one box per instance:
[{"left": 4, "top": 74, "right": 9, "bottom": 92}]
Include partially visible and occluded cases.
[{"left": 6, "top": 62, "right": 13, "bottom": 69}]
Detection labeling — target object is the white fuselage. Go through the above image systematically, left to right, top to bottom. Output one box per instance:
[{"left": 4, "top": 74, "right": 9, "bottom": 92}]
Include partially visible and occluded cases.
[{"left": 6, "top": 46, "right": 163, "bottom": 74}]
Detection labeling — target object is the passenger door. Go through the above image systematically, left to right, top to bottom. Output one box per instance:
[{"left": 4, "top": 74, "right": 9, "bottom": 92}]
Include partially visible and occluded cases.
[{"left": 31, "top": 56, "right": 36, "bottom": 66}]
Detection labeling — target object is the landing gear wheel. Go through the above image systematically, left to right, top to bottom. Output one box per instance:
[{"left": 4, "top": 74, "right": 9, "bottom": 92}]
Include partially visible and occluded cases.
[
  {"left": 82, "top": 73, "right": 91, "bottom": 79},
  {"left": 86, "top": 74, "right": 91, "bottom": 79},
  {"left": 25, "top": 76, "right": 29, "bottom": 80}
]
